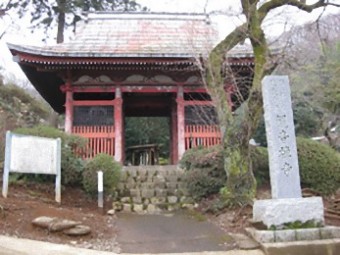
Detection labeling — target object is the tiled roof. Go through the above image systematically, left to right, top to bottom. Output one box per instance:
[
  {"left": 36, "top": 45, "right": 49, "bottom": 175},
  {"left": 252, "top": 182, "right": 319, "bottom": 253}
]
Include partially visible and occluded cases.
[{"left": 8, "top": 12, "right": 218, "bottom": 58}]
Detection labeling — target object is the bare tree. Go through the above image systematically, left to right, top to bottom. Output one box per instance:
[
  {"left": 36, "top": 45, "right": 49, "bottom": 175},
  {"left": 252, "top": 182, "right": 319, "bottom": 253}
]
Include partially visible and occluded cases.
[{"left": 205, "top": 0, "right": 340, "bottom": 205}]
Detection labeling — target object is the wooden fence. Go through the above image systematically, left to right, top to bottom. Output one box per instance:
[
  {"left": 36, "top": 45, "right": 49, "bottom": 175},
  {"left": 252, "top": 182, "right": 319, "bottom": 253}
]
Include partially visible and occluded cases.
[
  {"left": 72, "top": 125, "right": 115, "bottom": 159},
  {"left": 184, "top": 125, "right": 221, "bottom": 150}
]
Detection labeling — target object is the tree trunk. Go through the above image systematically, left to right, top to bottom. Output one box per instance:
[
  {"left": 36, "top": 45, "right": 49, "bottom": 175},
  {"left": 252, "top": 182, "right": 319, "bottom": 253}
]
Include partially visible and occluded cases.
[{"left": 57, "top": 1, "right": 66, "bottom": 44}]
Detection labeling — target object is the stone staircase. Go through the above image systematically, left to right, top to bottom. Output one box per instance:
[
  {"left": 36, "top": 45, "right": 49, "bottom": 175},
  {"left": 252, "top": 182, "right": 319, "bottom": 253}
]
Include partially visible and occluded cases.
[{"left": 113, "top": 165, "right": 194, "bottom": 213}]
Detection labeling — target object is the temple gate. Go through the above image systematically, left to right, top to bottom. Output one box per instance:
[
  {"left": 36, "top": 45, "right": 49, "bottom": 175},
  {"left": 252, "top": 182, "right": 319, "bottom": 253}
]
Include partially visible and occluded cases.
[{"left": 8, "top": 12, "right": 253, "bottom": 165}]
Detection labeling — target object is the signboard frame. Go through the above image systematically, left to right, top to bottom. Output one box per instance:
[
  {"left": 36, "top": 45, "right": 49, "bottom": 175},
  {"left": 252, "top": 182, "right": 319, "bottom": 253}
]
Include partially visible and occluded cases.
[{"left": 2, "top": 131, "right": 61, "bottom": 203}]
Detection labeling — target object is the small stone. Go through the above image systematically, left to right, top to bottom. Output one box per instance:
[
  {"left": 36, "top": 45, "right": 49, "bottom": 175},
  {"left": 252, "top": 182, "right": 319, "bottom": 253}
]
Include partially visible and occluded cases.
[
  {"left": 107, "top": 209, "right": 115, "bottom": 215},
  {"left": 32, "top": 216, "right": 56, "bottom": 228},
  {"left": 49, "top": 219, "right": 82, "bottom": 232},
  {"left": 64, "top": 225, "right": 91, "bottom": 236}
]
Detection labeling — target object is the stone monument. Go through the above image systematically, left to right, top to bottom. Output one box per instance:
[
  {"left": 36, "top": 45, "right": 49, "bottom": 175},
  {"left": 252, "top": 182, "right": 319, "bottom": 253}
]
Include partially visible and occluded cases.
[{"left": 253, "top": 75, "right": 324, "bottom": 229}]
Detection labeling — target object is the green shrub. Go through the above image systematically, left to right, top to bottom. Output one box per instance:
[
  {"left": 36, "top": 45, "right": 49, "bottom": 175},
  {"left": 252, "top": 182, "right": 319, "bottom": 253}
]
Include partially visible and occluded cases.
[
  {"left": 13, "top": 125, "right": 87, "bottom": 186},
  {"left": 297, "top": 137, "right": 340, "bottom": 195},
  {"left": 249, "top": 139, "right": 340, "bottom": 195},
  {"left": 180, "top": 146, "right": 226, "bottom": 201},
  {"left": 82, "top": 153, "right": 121, "bottom": 196}
]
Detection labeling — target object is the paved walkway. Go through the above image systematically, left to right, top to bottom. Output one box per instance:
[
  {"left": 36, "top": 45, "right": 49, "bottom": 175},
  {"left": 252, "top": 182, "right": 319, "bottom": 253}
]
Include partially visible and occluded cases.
[
  {"left": 0, "top": 211, "right": 265, "bottom": 255},
  {"left": 116, "top": 212, "right": 235, "bottom": 253},
  {"left": 0, "top": 235, "right": 264, "bottom": 255}
]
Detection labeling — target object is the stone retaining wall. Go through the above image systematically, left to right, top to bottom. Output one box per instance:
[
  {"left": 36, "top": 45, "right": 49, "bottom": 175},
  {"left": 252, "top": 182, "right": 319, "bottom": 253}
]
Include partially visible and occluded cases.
[{"left": 113, "top": 165, "right": 194, "bottom": 213}]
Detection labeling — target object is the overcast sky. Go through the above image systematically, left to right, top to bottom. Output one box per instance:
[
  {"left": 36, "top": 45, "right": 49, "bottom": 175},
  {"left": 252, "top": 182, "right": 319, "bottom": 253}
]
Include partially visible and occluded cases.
[{"left": 0, "top": 0, "right": 339, "bottom": 82}]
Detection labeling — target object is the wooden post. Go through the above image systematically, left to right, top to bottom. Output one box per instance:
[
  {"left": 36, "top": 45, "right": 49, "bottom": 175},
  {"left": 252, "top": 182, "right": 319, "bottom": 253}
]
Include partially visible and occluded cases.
[
  {"left": 64, "top": 82, "right": 73, "bottom": 133},
  {"left": 176, "top": 86, "right": 185, "bottom": 161},
  {"left": 114, "top": 87, "right": 123, "bottom": 163}
]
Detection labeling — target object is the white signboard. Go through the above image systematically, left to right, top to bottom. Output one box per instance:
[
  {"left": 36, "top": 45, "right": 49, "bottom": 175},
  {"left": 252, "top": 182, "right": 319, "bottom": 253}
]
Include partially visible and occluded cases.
[{"left": 2, "top": 131, "right": 61, "bottom": 202}]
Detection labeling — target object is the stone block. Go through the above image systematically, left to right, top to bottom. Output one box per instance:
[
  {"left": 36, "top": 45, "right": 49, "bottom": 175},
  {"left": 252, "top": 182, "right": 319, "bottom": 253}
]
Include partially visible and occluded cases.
[
  {"left": 137, "top": 168, "right": 148, "bottom": 178},
  {"left": 128, "top": 169, "right": 138, "bottom": 177},
  {"left": 148, "top": 169, "right": 157, "bottom": 177},
  {"left": 135, "top": 174, "right": 147, "bottom": 182},
  {"left": 166, "top": 176, "right": 179, "bottom": 182},
  {"left": 126, "top": 178, "right": 136, "bottom": 189},
  {"left": 138, "top": 182, "right": 149, "bottom": 189},
  {"left": 167, "top": 182, "right": 178, "bottom": 189},
  {"left": 155, "top": 188, "right": 167, "bottom": 197},
  {"left": 166, "top": 188, "right": 177, "bottom": 196},
  {"left": 130, "top": 189, "right": 141, "bottom": 197},
  {"left": 141, "top": 189, "right": 155, "bottom": 198},
  {"left": 132, "top": 196, "right": 143, "bottom": 204},
  {"left": 167, "top": 196, "right": 178, "bottom": 204},
  {"left": 120, "top": 197, "right": 131, "bottom": 203},
  {"left": 150, "top": 197, "right": 166, "bottom": 204},
  {"left": 253, "top": 197, "right": 324, "bottom": 228},
  {"left": 112, "top": 201, "right": 123, "bottom": 211},
  {"left": 122, "top": 203, "right": 132, "bottom": 212},
  {"left": 133, "top": 204, "right": 144, "bottom": 213},
  {"left": 146, "top": 204, "right": 161, "bottom": 214},
  {"left": 168, "top": 204, "right": 180, "bottom": 212},
  {"left": 320, "top": 226, "right": 340, "bottom": 239},
  {"left": 246, "top": 228, "right": 275, "bottom": 243},
  {"left": 295, "top": 228, "right": 320, "bottom": 241},
  {"left": 274, "top": 229, "right": 296, "bottom": 242}
]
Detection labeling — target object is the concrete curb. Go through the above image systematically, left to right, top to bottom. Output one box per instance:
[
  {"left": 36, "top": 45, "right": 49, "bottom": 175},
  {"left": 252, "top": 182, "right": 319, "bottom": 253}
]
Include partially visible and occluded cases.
[
  {"left": 0, "top": 235, "right": 264, "bottom": 255},
  {"left": 261, "top": 238, "right": 340, "bottom": 255}
]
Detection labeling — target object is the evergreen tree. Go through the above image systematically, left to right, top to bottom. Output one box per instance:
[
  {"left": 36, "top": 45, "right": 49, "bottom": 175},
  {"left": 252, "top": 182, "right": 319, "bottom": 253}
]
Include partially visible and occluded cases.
[{"left": 2, "top": 0, "right": 147, "bottom": 43}]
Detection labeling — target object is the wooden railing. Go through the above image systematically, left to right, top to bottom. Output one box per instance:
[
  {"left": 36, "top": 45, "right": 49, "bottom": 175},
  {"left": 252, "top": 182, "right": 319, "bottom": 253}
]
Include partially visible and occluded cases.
[
  {"left": 72, "top": 125, "right": 115, "bottom": 159},
  {"left": 184, "top": 125, "right": 221, "bottom": 150}
]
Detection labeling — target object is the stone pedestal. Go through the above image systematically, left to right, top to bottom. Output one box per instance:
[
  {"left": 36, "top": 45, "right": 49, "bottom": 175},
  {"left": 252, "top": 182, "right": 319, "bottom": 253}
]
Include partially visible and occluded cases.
[{"left": 253, "top": 197, "right": 324, "bottom": 228}]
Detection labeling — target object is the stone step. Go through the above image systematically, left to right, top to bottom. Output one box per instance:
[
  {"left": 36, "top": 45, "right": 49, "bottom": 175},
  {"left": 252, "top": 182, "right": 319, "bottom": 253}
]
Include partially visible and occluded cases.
[{"left": 115, "top": 165, "right": 194, "bottom": 214}]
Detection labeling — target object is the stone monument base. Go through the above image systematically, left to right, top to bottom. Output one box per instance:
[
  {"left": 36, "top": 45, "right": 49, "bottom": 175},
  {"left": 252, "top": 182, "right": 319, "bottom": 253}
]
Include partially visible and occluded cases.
[
  {"left": 253, "top": 197, "right": 324, "bottom": 229},
  {"left": 246, "top": 226, "right": 340, "bottom": 243}
]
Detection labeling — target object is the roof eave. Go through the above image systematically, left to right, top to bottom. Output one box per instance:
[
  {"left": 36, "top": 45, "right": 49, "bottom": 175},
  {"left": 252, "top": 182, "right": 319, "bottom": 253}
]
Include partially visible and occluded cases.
[{"left": 7, "top": 43, "right": 207, "bottom": 59}]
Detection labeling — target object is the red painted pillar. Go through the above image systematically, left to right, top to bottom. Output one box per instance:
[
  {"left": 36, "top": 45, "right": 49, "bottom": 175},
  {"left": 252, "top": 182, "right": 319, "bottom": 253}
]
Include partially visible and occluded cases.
[
  {"left": 64, "top": 83, "right": 73, "bottom": 133},
  {"left": 176, "top": 86, "right": 185, "bottom": 161},
  {"left": 114, "top": 87, "right": 123, "bottom": 163},
  {"left": 171, "top": 98, "right": 178, "bottom": 164}
]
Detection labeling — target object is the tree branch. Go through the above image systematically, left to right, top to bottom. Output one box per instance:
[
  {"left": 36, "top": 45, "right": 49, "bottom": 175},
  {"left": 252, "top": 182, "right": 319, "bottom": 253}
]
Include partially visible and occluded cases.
[{"left": 259, "top": 0, "right": 340, "bottom": 22}]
